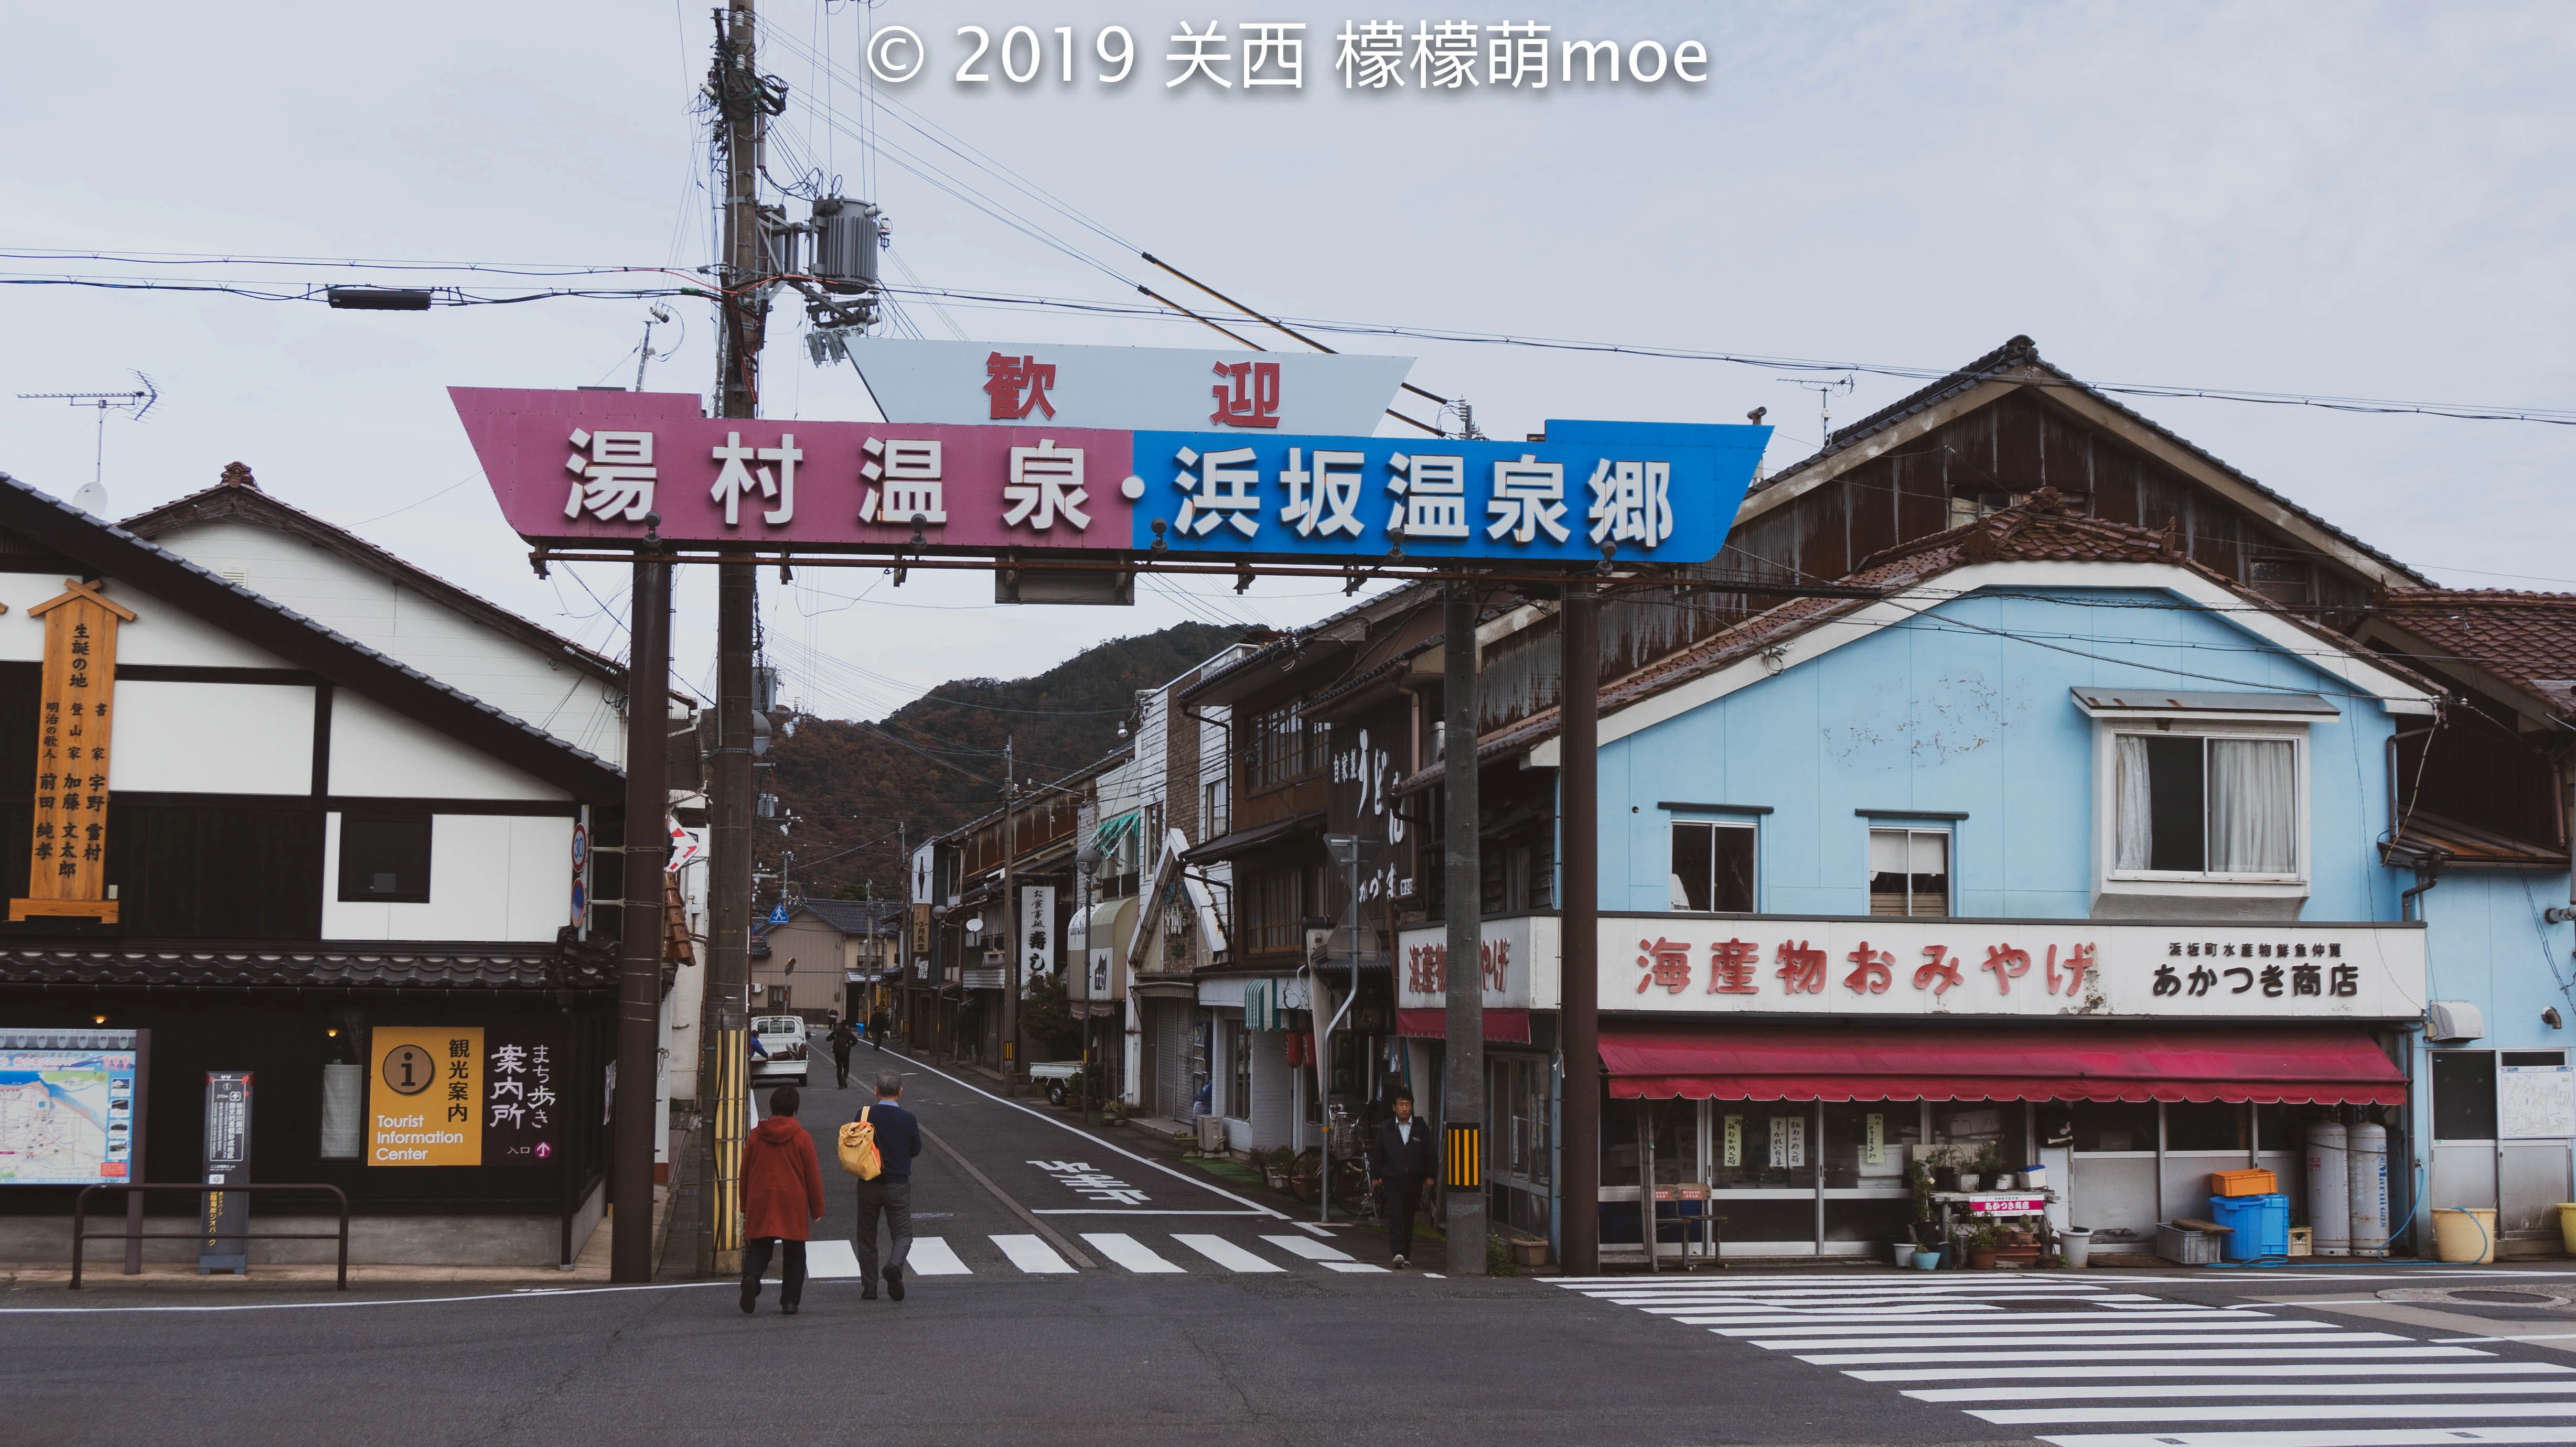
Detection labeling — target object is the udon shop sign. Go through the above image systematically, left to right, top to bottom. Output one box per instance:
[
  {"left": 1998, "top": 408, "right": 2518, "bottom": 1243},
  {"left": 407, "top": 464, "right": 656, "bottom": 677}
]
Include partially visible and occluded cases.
[
  {"left": 449, "top": 387, "right": 1765, "bottom": 566},
  {"left": 1602, "top": 916, "right": 2427, "bottom": 1021}
]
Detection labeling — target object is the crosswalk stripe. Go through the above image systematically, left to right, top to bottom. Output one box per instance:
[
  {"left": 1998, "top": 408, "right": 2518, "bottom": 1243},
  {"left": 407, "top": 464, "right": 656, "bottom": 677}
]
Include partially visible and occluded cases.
[
  {"left": 1081, "top": 1233, "right": 1186, "bottom": 1274},
  {"left": 1257, "top": 1233, "right": 1389, "bottom": 1273},
  {"left": 991, "top": 1234, "right": 1077, "bottom": 1274},
  {"left": 1172, "top": 1235, "right": 1287, "bottom": 1272},
  {"left": 906, "top": 1237, "right": 973, "bottom": 1276},
  {"left": 804, "top": 1240, "right": 865, "bottom": 1279},
  {"left": 1659, "top": 1308, "right": 2234, "bottom": 1323},
  {"left": 1715, "top": 1318, "right": 2323, "bottom": 1337},
  {"left": 1756, "top": 1331, "right": 2394, "bottom": 1351},
  {"left": 1800, "top": 1346, "right": 2486, "bottom": 1366},
  {"left": 1852, "top": 1362, "right": 2571, "bottom": 1383},
  {"left": 1916, "top": 1381, "right": 2576, "bottom": 1404},
  {"left": 1988, "top": 1402, "right": 2576, "bottom": 1426},
  {"left": 2040, "top": 1421, "right": 2576, "bottom": 1431}
]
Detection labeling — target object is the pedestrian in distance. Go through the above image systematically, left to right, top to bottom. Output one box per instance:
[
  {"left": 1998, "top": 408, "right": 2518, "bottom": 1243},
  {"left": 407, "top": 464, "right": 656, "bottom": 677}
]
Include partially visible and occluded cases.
[
  {"left": 868, "top": 1006, "right": 892, "bottom": 1053},
  {"left": 826, "top": 1018, "right": 858, "bottom": 1089},
  {"left": 851, "top": 1070, "right": 922, "bottom": 1300},
  {"left": 738, "top": 1085, "right": 825, "bottom": 1315},
  {"left": 1368, "top": 1089, "right": 1436, "bottom": 1269}
]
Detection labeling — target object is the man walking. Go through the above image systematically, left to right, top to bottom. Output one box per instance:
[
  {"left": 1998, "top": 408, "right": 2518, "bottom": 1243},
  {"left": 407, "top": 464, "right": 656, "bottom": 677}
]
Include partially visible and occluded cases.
[
  {"left": 867, "top": 1005, "right": 892, "bottom": 1053},
  {"left": 826, "top": 1018, "right": 858, "bottom": 1089},
  {"left": 852, "top": 1070, "right": 922, "bottom": 1300},
  {"left": 739, "top": 1085, "right": 825, "bottom": 1314},
  {"left": 1368, "top": 1089, "right": 1435, "bottom": 1269}
]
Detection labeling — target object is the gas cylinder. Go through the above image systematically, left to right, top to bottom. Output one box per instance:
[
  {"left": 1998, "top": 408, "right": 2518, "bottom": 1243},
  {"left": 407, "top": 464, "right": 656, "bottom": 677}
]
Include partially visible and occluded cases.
[
  {"left": 2305, "top": 1120, "right": 2351, "bottom": 1256},
  {"left": 2348, "top": 1120, "right": 2389, "bottom": 1258}
]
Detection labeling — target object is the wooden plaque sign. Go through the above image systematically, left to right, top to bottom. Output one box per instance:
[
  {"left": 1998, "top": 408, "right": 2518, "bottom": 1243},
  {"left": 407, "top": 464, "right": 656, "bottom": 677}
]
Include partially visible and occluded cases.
[{"left": 12, "top": 578, "right": 134, "bottom": 923}]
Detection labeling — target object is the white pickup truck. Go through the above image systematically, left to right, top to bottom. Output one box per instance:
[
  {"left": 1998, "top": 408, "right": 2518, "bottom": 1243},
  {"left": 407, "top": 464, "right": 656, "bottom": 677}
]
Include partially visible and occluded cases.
[{"left": 750, "top": 1015, "right": 809, "bottom": 1082}]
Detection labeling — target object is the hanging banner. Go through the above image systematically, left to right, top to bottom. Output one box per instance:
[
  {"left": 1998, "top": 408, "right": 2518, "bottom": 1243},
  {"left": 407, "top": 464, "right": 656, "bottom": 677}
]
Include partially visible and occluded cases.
[
  {"left": 841, "top": 338, "right": 1414, "bottom": 435},
  {"left": 450, "top": 387, "right": 1767, "bottom": 567},
  {"left": 13, "top": 578, "right": 134, "bottom": 923},
  {"left": 1021, "top": 884, "right": 1057, "bottom": 982},
  {"left": 482, "top": 1029, "right": 561, "bottom": 1164}
]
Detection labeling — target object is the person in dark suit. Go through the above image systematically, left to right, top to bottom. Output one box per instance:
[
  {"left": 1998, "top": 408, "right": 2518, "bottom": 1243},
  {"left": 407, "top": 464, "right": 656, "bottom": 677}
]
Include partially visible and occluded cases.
[{"left": 1368, "top": 1089, "right": 1437, "bottom": 1268}]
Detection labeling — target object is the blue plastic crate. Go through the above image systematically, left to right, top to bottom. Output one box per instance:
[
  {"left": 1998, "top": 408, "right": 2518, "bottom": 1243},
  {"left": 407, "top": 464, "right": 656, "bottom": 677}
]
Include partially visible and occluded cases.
[{"left": 2208, "top": 1192, "right": 2289, "bottom": 1260}]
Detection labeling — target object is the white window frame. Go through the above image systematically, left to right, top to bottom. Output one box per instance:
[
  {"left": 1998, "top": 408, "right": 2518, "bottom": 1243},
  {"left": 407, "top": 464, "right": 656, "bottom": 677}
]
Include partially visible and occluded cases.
[
  {"left": 2090, "top": 716, "right": 2311, "bottom": 905},
  {"left": 1668, "top": 817, "right": 1758, "bottom": 914},
  {"left": 1865, "top": 826, "right": 1952, "bottom": 918}
]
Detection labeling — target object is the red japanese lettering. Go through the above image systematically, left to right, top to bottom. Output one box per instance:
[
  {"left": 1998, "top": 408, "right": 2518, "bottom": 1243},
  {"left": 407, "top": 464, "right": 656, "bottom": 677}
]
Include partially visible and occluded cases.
[
  {"left": 984, "top": 352, "right": 1058, "bottom": 420},
  {"left": 1210, "top": 360, "right": 1282, "bottom": 428},
  {"left": 1637, "top": 937, "right": 1692, "bottom": 995},
  {"left": 1706, "top": 938, "right": 1759, "bottom": 995},
  {"left": 1775, "top": 940, "right": 1827, "bottom": 994},
  {"left": 1842, "top": 942, "right": 1893, "bottom": 995},
  {"left": 2048, "top": 942, "right": 2095, "bottom": 996},
  {"left": 1913, "top": 945, "right": 1963, "bottom": 996},
  {"left": 1981, "top": 945, "right": 2032, "bottom": 995}
]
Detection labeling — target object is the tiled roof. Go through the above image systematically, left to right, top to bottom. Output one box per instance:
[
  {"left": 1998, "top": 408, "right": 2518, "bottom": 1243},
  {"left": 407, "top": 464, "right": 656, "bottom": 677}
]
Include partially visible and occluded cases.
[
  {"left": 1753, "top": 334, "right": 2433, "bottom": 589},
  {"left": 1392, "top": 490, "right": 2426, "bottom": 795},
  {"left": 2370, "top": 589, "right": 2576, "bottom": 720},
  {"left": 792, "top": 899, "right": 908, "bottom": 936},
  {"left": 0, "top": 938, "right": 616, "bottom": 991}
]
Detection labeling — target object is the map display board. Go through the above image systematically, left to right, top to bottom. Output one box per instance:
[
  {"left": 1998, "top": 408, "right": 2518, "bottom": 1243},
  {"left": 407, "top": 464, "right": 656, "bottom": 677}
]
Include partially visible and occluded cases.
[{"left": 0, "top": 1033, "right": 139, "bottom": 1185}]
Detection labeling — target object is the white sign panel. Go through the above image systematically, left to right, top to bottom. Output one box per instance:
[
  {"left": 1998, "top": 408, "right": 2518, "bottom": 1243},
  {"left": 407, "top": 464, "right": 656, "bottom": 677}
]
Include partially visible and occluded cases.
[
  {"left": 845, "top": 338, "right": 1415, "bottom": 436},
  {"left": 1021, "top": 885, "right": 1057, "bottom": 982},
  {"left": 1396, "top": 915, "right": 1562, "bottom": 1012},
  {"left": 1603, "top": 916, "right": 2424, "bottom": 1020},
  {"left": 2502, "top": 1066, "right": 2576, "bottom": 1140}
]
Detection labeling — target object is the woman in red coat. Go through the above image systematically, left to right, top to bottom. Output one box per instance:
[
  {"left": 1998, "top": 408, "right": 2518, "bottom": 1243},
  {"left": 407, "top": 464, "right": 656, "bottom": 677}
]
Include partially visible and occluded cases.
[{"left": 739, "top": 1085, "right": 827, "bottom": 1315}]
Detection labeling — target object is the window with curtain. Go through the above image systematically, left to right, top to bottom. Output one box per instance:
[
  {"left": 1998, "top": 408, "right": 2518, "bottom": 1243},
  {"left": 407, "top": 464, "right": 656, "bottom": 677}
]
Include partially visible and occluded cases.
[
  {"left": 2115, "top": 733, "right": 2297, "bottom": 877},
  {"left": 1669, "top": 820, "right": 1755, "bottom": 912},
  {"left": 1867, "top": 828, "right": 1949, "bottom": 917}
]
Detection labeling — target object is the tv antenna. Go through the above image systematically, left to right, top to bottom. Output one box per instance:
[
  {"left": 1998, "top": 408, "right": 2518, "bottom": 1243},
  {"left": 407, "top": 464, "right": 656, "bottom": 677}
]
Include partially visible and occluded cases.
[
  {"left": 17, "top": 372, "right": 159, "bottom": 511},
  {"left": 1776, "top": 373, "right": 1854, "bottom": 452}
]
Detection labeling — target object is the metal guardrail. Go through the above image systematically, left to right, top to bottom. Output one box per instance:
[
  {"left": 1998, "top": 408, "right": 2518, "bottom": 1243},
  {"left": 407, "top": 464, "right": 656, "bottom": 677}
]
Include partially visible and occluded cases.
[{"left": 71, "top": 1183, "right": 352, "bottom": 1290}]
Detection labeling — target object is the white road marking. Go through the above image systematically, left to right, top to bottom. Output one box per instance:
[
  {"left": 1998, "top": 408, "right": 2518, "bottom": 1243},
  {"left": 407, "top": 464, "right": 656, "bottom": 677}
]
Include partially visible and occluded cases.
[
  {"left": 1031, "top": 1208, "right": 1270, "bottom": 1215},
  {"left": 1081, "top": 1233, "right": 1186, "bottom": 1273},
  {"left": 1260, "top": 1233, "right": 1390, "bottom": 1272},
  {"left": 991, "top": 1234, "right": 1077, "bottom": 1274},
  {"left": 1172, "top": 1235, "right": 1285, "bottom": 1273},
  {"left": 905, "top": 1237, "right": 973, "bottom": 1276},
  {"left": 805, "top": 1240, "right": 865, "bottom": 1279},
  {"left": 1322, "top": 1261, "right": 1391, "bottom": 1273},
  {"left": 1661, "top": 1308, "right": 2234, "bottom": 1324},
  {"left": 1716, "top": 1318, "right": 2327, "bottom": 1338},
  {"left": 1756, "top": 1331, "right": 2395, "bottom": 1351},
  {"left": 1800, "top": 1346, "right": 2487, "bottom": 1365},
  {"left": 1852, "top": 1363, "right": 2572, "bottom": 1383},
  {"left": 1919, "top": 1381, "right": 2576, "bottom": 1404},
  {"left": 1991, "top": 1402, "right": 2576, "bottom": 1425},
  {"left": 2040, "top": 1421, "right": 2576, "bottom": 1431},
  {"left": 2036, "top": 1431, "right": 2576, "bottom": 1447}
]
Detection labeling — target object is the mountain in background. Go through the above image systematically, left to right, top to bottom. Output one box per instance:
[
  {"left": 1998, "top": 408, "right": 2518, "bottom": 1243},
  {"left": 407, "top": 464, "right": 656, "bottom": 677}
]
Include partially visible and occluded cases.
[{"left": 762, "top": 620, "right": 1254, "bottom": 905}]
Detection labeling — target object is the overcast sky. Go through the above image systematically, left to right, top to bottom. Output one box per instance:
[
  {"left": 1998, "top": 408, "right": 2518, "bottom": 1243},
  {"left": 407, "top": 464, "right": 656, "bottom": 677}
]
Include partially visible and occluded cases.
[{"left": 5, "top": 2, "right": 2570, "bottom": 718}]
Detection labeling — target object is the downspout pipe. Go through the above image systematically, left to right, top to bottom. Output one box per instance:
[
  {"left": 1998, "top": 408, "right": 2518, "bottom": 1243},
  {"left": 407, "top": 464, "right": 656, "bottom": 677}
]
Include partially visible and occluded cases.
[{"left": 2400, "top": 847, "right": 2447, "bottom": 923}]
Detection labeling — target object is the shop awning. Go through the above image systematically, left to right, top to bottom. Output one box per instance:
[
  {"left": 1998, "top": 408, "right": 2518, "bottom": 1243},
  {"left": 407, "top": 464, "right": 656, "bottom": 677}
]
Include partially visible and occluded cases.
[
  {"left": 1398, "top": 1008, "right": 1531, "bottom": 1044},
  {"left": 1597, "top": 1023, "right": 2406, "bottom": 1105}
]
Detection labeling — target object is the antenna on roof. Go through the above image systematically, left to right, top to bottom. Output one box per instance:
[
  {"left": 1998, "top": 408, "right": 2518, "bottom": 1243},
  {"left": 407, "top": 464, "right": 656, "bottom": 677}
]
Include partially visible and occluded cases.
[
  {"left": 16, "top": 371, "right": 158, "bottom": 514},
  {"left": 1776, "top": 373, "right": 1854, "bottom": 454}
]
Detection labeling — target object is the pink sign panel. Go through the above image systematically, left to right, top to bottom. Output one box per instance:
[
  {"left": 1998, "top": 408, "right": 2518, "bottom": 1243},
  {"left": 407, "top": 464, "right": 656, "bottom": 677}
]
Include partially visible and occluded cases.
[{"left": 450, "top": 387, "right": 1138, "bottom": 552}]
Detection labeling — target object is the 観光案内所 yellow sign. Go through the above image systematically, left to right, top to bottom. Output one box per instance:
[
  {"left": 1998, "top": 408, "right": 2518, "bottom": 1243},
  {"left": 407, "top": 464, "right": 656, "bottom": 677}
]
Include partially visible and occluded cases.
[{"left": 368, "top": 1027, "right": 482, "bottom": 1165}]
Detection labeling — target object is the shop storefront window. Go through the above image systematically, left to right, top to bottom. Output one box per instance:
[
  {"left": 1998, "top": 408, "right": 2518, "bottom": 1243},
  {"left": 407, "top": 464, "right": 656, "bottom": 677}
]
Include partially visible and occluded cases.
[
  {"left": 1669, "top": 820, "right": 1756, "bottom": 913},
  {"left": 1932, "top": 1100, "right": 2016, "bottom": 1154},
  {"left": 2071, "top": 1100, "right": 2158, "bottom": 1153},
  {"left": 2165, "top": 1100, "right": 2250, "bottom": 1152},
  {"left": 1822, "top": 1102, "right": 1919, "bottom": 1190},
  {"left": 1703, "top": 1103, "right": 1816, "bottom": 1191}
]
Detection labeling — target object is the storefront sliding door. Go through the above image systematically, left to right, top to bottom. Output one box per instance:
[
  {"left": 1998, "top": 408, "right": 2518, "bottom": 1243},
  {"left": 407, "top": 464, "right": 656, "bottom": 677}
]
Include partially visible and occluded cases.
[
  {"left": 1600, "top": 1099, "right": 1948, "bottom": 1258},
  {"left": 2068, "top": 1099, "right": 2307, "bottom": 1248}
]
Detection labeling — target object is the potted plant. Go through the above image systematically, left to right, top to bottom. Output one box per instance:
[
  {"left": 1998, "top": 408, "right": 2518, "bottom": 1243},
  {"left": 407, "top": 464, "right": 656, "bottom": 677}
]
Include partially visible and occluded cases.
[
  {"left": 1973, "top": 1142, "right": 2009, "bottom": 1188},
  {"left": 1925, "top": 1144, "right": 1963, "bottom": 1193},
  {"left": 1910, "top": 1162, "right": 1937, "bottom": 1227},
  {"left": 1966, "top": 1223, "right": 2003, "bottom": 1269}
]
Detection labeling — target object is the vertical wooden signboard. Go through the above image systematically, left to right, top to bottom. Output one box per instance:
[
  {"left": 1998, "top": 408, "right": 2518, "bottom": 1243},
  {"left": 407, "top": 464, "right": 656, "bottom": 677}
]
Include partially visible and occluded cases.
[{"left": 12, "top": 579, "right": 134, "bottom": 923}]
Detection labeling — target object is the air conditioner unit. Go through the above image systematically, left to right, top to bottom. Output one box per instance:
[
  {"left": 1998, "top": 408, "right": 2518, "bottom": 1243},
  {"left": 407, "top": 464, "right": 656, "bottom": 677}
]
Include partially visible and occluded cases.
[
  {"left": 2428, "top": 1000, "right": 2485, "bottom": 1043},
  {"left": 1196, "top": 1115, "right": 1228, "bottom": 1153}
]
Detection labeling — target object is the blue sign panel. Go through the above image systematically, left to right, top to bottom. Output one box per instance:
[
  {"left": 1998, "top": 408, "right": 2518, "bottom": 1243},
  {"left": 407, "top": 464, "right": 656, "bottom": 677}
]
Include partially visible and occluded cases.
[{"left": 1127, "top": 422, "right": 1768, "bottom": 565}]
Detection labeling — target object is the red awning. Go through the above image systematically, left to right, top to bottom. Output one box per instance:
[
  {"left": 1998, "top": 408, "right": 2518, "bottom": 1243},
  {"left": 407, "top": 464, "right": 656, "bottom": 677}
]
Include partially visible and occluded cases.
[
  {"left": 1399, "top": 1008, "right": 1531, "bottom": 1044},
  {"left": 1598, "top": 1022, "right": 2406, "bottom": 1105}
]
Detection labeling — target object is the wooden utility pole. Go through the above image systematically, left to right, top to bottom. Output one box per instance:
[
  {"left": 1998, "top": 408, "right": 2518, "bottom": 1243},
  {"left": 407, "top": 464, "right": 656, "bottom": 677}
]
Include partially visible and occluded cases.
[
  {"left": 697, "top": 0, "right": 771, "bottom": 1278},
  {"left": 611, "top": 535, "right": 670, "bottom": 1282},
  {"left": 1442, "top": 580, "right": 1487, "bottom": 1274},
  {"left": 1559, "top": 581, "right": 1601, "bottom": 1273},
  {"left": 1000, "top": 738, "right": 1019, "bottom": 1094}
]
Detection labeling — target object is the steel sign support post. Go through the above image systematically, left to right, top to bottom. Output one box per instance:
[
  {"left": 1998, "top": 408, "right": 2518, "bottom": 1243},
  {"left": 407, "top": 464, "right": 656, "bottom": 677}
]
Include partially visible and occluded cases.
[
  {"left": 613, "top": 543, "right": 670, "bottom": 1284},
  {"left": 1442, "top": 580, "right": 1487, "bottom": 1274},
  {"left": 1559, "top": 580, "right": 1601, "bottom": 1275},
  {"left": 1001, "top": 738, "right": 1019, "bottom": 1096}
]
